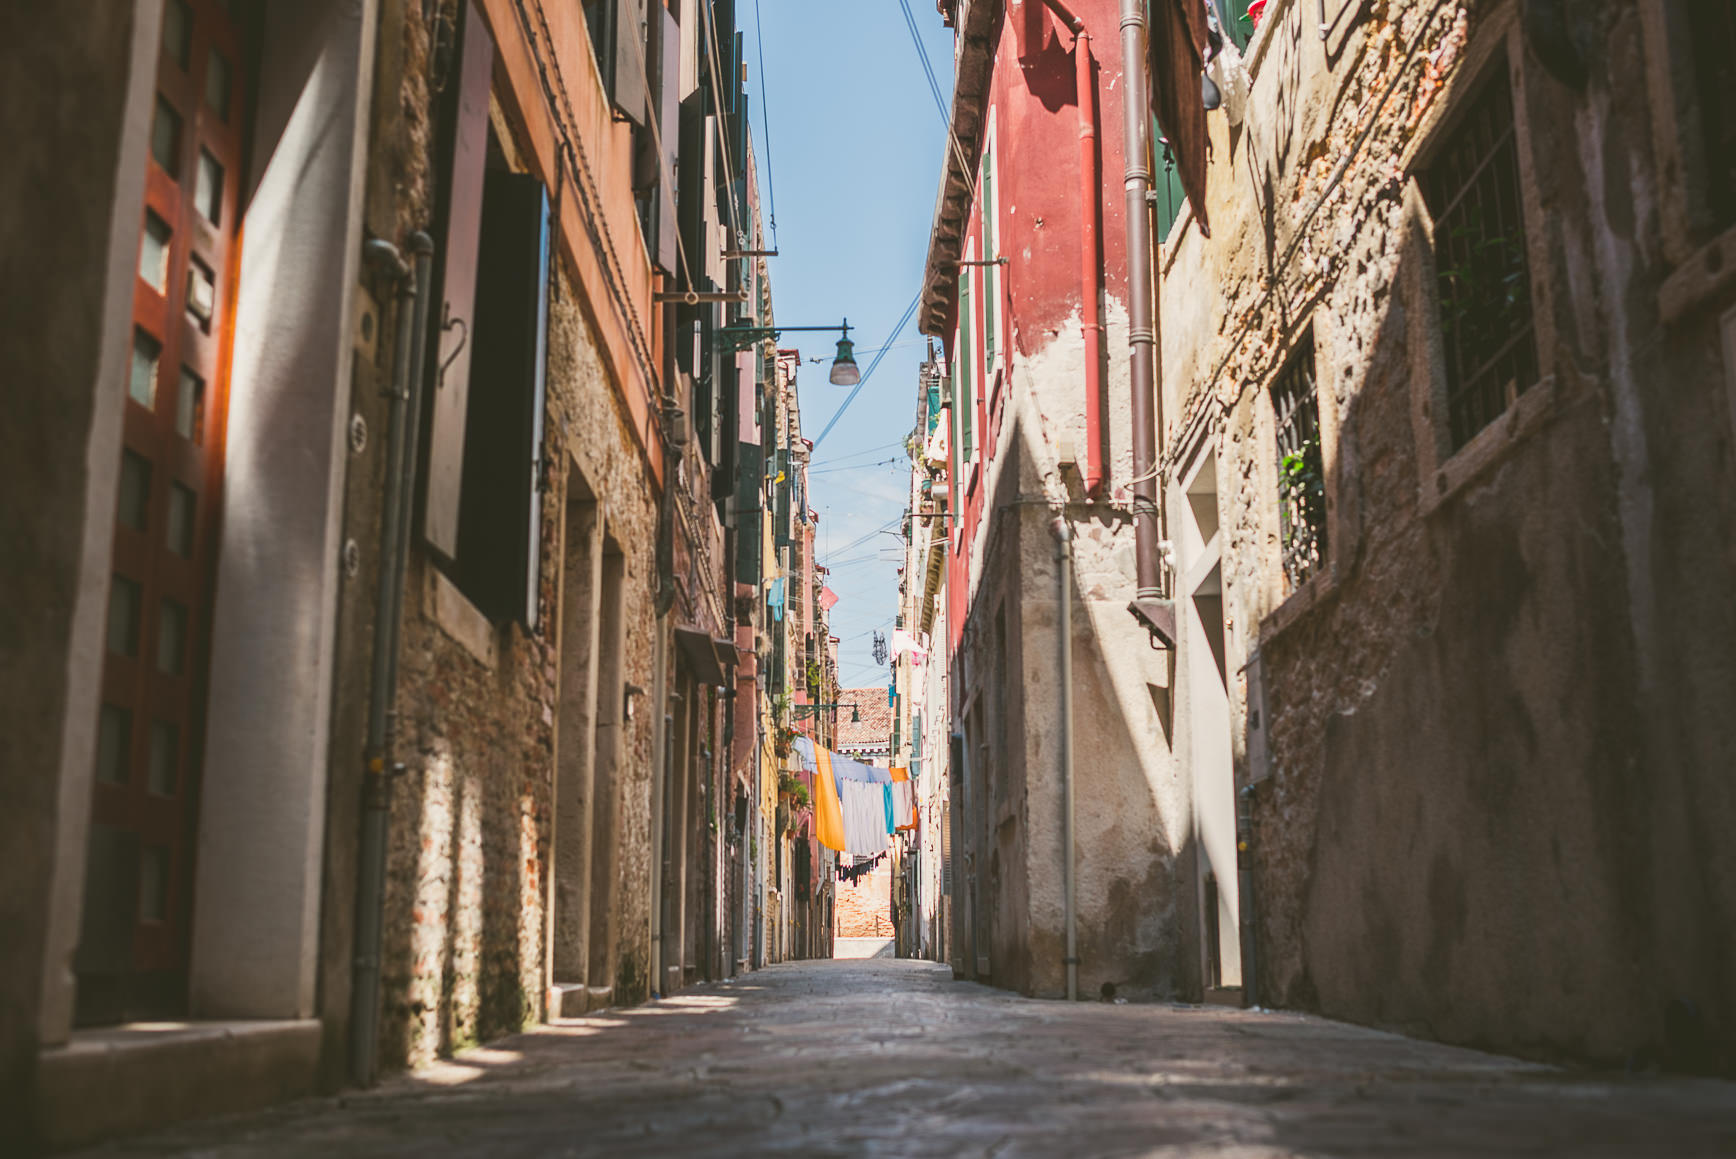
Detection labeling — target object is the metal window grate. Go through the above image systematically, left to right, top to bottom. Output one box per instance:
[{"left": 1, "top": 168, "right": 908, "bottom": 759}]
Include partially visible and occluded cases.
[
  {"left": 1693, "top": 4, "right": 1736, "bottom": 225},
  {"left": 1424, "top": 72, "right": 1537, "bottom": 450},
  {"left": 1272, "top": 332, "right": 1327, "bottom": 589}
]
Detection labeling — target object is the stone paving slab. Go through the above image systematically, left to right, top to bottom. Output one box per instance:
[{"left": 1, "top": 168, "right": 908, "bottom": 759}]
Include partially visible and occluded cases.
[{"left": 68, "top": 959, "right": 1736, "bottom": 1157}]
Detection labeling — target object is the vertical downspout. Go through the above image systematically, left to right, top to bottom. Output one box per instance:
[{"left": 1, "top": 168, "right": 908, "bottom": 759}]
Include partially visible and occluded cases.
[
  {"left": 1120, "top": 0, "right": 1173, "bottom": 643},
  {"left": 1076, "top": 32, "right": 1105, "bottom": 497},
  {"left": 352, "top": 231, "right": 434, "bottom": 1086},
  {"left": 1050, "top": 517, "right": 1078, "bottom": 1001}
]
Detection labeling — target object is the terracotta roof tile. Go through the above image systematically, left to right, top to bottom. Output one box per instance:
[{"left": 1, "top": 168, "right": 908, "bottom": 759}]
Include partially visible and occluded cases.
[{"left": 835, "top": 686, "right": 893, "bottom": 750}]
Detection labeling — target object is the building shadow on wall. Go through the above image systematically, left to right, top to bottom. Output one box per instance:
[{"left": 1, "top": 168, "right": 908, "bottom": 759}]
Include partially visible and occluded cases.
[{"left": 955, "top": 411, "right": 1199, "bottom": 1002}]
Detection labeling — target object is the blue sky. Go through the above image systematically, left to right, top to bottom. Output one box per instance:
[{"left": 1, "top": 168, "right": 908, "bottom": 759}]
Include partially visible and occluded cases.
[{"left": 745, "top": 0, "right": 955, "bottom": 692}]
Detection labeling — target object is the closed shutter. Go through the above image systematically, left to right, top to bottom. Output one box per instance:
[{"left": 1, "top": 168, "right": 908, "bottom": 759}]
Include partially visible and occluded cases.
[
  {"left": 424, "top": 0, "right": 493, "bottom": 559},
  {"left": 612, "top": 0, "right": 651, "bottom": 128},
  {"left": 653, "top": 3, "right": 680, "bottom": 274},
  {"left": 454, "top": 171, "right": 550, "bottom": 625},
  {"left": 941, "top": 808, "right": 952, "bottom": 893}
]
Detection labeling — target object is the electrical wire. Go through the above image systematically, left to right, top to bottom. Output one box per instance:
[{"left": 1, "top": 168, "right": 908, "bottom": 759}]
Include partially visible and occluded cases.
[
  {"left": 613, "top": 0, "right": 695, "bottom": 291},
  {"left": 751, "top": 0, "right": 778, "bottom": 248},
  {"left": 896, "top": 0, "right": 978, "bottom": 208},
  {"left": 897, "top": 0, "right": 952, "bottom": 128},
  {"left": 810, "top": 287, "right": 923, "bottom": 451},
  {"left": 813, "top": 439, "right": 905, "bottom": 466},
  {"left": 807, "top": 456, "right": 903, "bottom": 476},
  {"left": 820, "top": 515, "right": 903, "bottom": 562}
]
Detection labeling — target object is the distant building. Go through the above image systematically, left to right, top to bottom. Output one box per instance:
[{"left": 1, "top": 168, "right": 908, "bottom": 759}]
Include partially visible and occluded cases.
[{"left": 835, "top": 689, "right": 894, "bottom": 766}]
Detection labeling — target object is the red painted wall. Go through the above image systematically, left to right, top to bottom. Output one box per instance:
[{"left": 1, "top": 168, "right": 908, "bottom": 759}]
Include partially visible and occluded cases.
[{"left": 946, "top": 0, "right": 1133, "bottom": 657}]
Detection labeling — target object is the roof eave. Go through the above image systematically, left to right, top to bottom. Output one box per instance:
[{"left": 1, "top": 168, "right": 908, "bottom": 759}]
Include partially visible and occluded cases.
[{"left": 919, "top": 0, "right": 1004, "bottom": 339}]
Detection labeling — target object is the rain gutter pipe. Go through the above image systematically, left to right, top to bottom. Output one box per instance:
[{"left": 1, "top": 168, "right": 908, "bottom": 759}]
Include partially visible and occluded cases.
[
  {"left": 1041, "top": 0, "right": 1106, "bottom": 498},
  {"left": 1119, "top": 0, "right": 1174, "bottom": 644},
  {"left": 351, "top": 230, "right": 435, "bottom": 1086},
  {"left": 1049, "top": 516, "right": 1078, "bottom": 1001}
]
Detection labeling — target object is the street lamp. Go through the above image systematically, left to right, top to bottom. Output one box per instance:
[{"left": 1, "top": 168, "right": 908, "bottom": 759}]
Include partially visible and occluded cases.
[{"left": 720, "top": 319, "right": 858, "bottom": 387}]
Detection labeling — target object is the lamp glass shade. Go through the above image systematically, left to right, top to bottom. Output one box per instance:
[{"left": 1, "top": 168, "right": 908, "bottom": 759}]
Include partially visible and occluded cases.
[
  {"left": 829, "top": 337, "right": 860, "bottom": 386},
  {"left": 851, "top": 705, "right": 861, "bottom": 723}
]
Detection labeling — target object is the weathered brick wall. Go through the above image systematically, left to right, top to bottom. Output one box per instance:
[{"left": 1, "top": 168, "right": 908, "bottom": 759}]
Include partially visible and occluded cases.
[
  {"left": 1161, "top": 0, "right": 1736, "bottom": 1063},
  {"left": 376, "top": 99, "right": 660, "bottom": 1069},
  {"left": 835, "top": 865, "right": 892, "bottom": 939}
]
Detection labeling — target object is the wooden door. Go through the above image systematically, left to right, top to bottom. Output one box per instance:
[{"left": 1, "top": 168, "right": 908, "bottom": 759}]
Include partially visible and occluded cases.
[{"left": 78, "top": 0, "right": 248, "bottom": 1024}]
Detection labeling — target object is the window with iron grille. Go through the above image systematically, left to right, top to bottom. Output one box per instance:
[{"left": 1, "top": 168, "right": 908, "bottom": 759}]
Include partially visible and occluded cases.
[
  {"left": 1692, "top": 4, "right": 1736, "bottom": 226},
  {"left": 1424, "top": 70, "right": 1538, "bottom": 451},
  {"left": 1272, "top": 331, "right": 1326, "bottom": 589}
]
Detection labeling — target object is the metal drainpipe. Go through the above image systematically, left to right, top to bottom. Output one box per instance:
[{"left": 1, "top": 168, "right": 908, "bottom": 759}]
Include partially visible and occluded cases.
[
  {"left": 1120, "top": 0, "right": 1171, "bottom": 644},
  {"left": 351, "top": 231, "right": 435, "bottom": 1086},
  {"left": 1049, "top": 516, "right": 1078, "bottom": 1001}
]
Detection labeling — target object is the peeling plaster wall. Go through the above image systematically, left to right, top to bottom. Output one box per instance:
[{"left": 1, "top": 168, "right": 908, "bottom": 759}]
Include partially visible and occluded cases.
[
  {"left": 943, "top": 0, "right": 1191, "bottom": 1002},
  {"left": 1159, "top": 0, "right": 1736, "bottom": 1064},
  {"left": 359, "top": 68, "right": 659, "bottom": 1067}
]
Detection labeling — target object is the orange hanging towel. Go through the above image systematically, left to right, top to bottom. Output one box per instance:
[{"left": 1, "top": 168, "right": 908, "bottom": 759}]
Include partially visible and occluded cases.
[{"left": 813, "top": 746, "right": 846, "bottom": 853}]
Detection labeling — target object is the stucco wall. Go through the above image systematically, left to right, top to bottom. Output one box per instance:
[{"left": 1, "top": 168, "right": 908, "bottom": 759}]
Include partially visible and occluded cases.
[
  {"left": 0, "top": 0, "right": 146, "bottom": 1129},
  {"left": 942, "top": 0, "right": 1192, "bottom": 1003},
  {"left": 1159, "top": 0, "right": 1736, "bottom": 1063}
]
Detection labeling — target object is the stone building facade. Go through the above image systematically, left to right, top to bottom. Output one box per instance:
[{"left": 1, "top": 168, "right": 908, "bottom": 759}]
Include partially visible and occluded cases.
[
  {"left": 4, "top": 0, "right": 820, "bottom": 1149},
  {"left": 916, "top": 0, "right": 1735, "bottom": 1069},
  {"left": 921, "top": 0, "right": 1194, "bottom": 1003},
  {"left": 1157, "top": 0, "right": 1736, "bottom": 1065}
]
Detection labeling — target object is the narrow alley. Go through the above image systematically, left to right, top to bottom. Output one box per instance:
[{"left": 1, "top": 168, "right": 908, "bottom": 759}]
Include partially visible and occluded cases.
[
  {"left": 7, "top": 0, "right": 1736, "bottom": 1153},
  {"left": 63, "top": 959, "right": 1736, "bottom": 1157}
]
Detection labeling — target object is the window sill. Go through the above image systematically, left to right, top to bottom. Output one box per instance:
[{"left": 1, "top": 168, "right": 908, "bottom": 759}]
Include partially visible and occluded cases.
[
  {"left": 1658, "top": 219, "right": 1736, "bottom": 325},
  {"left": 1421, "top": 373, "right": 1573, "bottom": 516},
  {"left": 1257, "top": 563, "right": 1339, "bottom": 645},
  {"left": 425, "top": 566, "right": 498, "bottom": 669},
  {"left": 35, "top": 1019, "right": 320, "bottom": 1149}
]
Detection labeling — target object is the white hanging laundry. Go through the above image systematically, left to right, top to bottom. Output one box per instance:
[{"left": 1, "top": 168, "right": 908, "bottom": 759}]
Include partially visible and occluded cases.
[{"left": 840, "top": 779, "right": 890, "bottom": 857}]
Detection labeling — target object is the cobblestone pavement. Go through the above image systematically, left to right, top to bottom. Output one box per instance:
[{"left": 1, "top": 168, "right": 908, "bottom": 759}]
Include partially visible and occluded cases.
[{"left": 74, "top": 958, "right": 1736, "bottom": 1157}]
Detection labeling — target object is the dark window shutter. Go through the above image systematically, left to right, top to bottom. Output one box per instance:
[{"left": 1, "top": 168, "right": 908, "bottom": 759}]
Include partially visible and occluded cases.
[
  {"left": 612, "top": 0, "right": 650, "bottom": 128},
  {"left": 424, "top": 1, "right": 493, "bottom": 559},
  {"left": 652, "top": 3, "right": 680, "bottom": 274},
  {"left": 454, "top": 172, "right": 550, "bottom": 625}
]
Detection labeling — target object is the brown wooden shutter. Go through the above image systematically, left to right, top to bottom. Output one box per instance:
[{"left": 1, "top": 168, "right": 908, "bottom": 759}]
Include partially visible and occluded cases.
[
  {"left": 424, "top": 0, "right": 493, "bottom": 559},
  {"left": 612, "top": 0, "right": 650, "bottom": 128},
  {"left": 653, "top": 2, "right": 680, "bottom": 274},
  {"left": 455, "top": 172, "right": 549, "bottom": 625}
]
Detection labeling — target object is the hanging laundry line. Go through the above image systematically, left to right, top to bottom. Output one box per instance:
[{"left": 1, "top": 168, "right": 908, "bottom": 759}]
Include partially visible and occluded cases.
[{"left": 793, "top": 736, "right": 918, "bottom": 857}]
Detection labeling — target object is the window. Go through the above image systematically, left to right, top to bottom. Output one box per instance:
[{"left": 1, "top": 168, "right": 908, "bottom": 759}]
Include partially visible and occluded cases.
[
  {"left": 162, "top": 0, "right": 192, "bottom": 69},
  {"left": 583, "top": 0, "right": 651, "bottom": 127},
  {"left": 1214, "top": 0, "right": 1254, "bottom": 52},
  {"left": 1691, "top": 5, "right": 1736, "bottom": 226},
  {"left": 206, "top": 48, "right": 232, "bottom": 121},
  {"left": 1424, "top": 71, "right": 1537, "bottom": 450},
  {"left": 151, "top": 97, "right": 181, "bottom": 176},
  {"left": 1152, "top": 117, "right": 1187, "bottom": 244},
  {"left": 980, "top": 143, "right": 999, "bottom": 376},
  {"left": 196, "top": 150, "right": 224, "bottom": 225},
  {"left": 450, "top": 169, "right": 552, "bottom": 627},
  {"left": 139, "top": 212, "right": 171, "bottom": 293},
  {"left": 956, "top": 275, "right": 975, "bottom": 466},
  {"left": 129, "top": 329, "right": 160, "bottom": 408},
  {"left": 1272, "top": 332, "right": 1327, "bottom": 589},
  {"left": 175, "top": 368, "right": 204, "bottom": 442},
  {"left": 118, "top": 450, "right": 152, "bottom": 532},
  {"left": 167, "top": 483, "right": 196, "bottom": 557},
  {"left": 108, "top": 575, "right": 142, "bottom": 657},
  {"left": 156, "top": 599, "right": 188, "bottom": 675},
  {"left": 97, "top": 705, "right": 132, "bottom": 785},
  {"left": 148, "top": 722, "right": 179, "bottom": 795}
]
